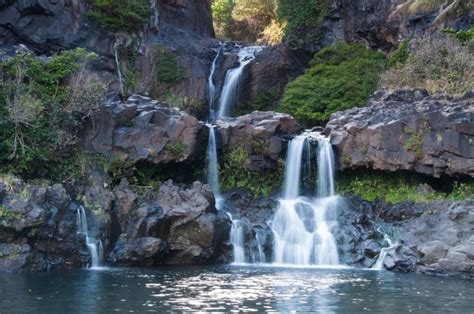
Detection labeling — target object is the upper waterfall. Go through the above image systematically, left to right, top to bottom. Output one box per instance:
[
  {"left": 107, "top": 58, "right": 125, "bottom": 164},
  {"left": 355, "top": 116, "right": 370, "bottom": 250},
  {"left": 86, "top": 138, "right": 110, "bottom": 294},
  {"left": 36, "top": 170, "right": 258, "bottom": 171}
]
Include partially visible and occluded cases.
[{"left": 216, "top": 46, "right": 262, "bottom": 118}]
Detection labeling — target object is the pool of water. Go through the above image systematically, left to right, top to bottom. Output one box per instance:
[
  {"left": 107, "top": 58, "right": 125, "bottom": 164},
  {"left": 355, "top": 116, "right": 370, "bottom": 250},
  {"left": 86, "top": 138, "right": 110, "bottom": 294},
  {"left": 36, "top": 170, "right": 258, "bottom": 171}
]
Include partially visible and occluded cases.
[{"left": 0, "top": 265, "right": 473, "bottom": 313}]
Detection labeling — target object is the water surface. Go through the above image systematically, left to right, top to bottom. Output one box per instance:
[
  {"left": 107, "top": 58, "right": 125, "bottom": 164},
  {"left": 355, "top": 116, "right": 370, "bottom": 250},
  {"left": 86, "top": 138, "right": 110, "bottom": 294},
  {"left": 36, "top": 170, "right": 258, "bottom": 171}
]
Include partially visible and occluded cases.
[{"left": 0, "top": 265, "right": 473, "bottom": 313}]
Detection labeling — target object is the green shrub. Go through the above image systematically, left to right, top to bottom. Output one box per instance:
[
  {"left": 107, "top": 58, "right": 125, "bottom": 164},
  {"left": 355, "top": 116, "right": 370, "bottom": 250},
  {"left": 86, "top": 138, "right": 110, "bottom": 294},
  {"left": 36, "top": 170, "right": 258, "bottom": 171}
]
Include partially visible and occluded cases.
[
  {"left": 86, "top": 0, "right": 151, "bottom": 32},
  {"left": 277, "top": 0, "right": 329, "bottom": 49},
  {"left": 443, "top": 26, "right": 474, "bottom": 45},
  {"left": 380, "top": 37, "right": 473, "bottom": 94},
  {"left": 387, "top": 39, "right": 410, "bottom": 68},
  {"left": 278, "top": 42, "right": 386, "bottom": 127},
  {"left": 149, "top": 46, "right": 187, "bottom": 98},
  {"left": 0, "top": 49, "right": 106, "bottom": 178},
  {"left": 220, "top": 146, "right": 283, "bottom": 196},
  {"left": 337, "top": 170, "right": 474, "bottom": 204}
]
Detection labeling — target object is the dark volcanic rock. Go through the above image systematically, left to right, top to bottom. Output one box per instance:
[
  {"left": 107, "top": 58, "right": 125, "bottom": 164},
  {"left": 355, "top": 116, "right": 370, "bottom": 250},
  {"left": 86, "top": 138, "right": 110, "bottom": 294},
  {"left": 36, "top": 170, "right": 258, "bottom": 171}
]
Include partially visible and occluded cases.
[
  {"left": 326, "top": 89, "right": 474, "bottom": 178},
  {"left": 83, "top": 95, "right": 205, "bottom": 165},
  {"left": 215, "top": 111, "right": 303, "bottom": 172},
  {"left": 0, "top": 176, "right": 83, "bottom": 272},
  {"left": 109, "top": 180, "right": 232, "bottom": 266}
]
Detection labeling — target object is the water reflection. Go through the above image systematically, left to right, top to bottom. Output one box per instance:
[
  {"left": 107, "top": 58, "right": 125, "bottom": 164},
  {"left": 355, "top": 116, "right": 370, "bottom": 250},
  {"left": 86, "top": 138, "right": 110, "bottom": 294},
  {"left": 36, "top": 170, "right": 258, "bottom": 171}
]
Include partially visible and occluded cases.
[{"left": 0, "top": 266, "right": 473, "bottom": 313}]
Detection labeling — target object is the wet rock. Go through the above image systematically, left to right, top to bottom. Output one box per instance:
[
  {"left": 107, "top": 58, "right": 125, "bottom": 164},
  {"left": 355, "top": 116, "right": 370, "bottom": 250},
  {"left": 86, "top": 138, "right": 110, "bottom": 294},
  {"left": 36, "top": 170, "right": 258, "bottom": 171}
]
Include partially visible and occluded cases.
[
  {"left": 327, "top": 89, "right": 474, "bottom": 178},
  {"left": 83, "top": 95, "right": 205, "bottom": 165},
  {"left": 216, "top": 111, "right": 302, "bottom": 172},
  {"left": 109, "top": 180, "right": 232, "bottom": 266},
  {"left": 108, "top": 237, "right": 165, "bottom": 267},
  {"left": 419, "top": 241, "right": 449, "bottom": 265},
  {"left": 383, "top": 246, "right": 418, "bottom": 272}
]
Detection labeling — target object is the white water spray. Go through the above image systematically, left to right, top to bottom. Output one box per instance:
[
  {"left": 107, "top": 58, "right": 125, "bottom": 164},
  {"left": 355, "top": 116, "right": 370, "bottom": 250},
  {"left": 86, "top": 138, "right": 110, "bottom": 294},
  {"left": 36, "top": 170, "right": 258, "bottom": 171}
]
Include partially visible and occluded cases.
[
  {"left": 217, "top": 46, "right": 262, "bottom": 118},
  {"left": 271, "top": 133, "right": 340, "bottom": 266},
  {"left": 76, "top": 206, "right": 103, "bottom": 268},
  {"left": 373, "top": 229, "right": 397, "bottom": 270}
]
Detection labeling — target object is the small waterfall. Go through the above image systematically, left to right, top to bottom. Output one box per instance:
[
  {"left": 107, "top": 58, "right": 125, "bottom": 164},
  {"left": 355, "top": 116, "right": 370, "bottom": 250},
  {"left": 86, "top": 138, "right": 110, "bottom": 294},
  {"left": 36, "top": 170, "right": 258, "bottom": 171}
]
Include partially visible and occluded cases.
[
  {"left": 206, "top": 45, "right": 264, "bottom": 263},
  {"left": 216, "top": 46, "right": 262, "bottom": 118},
  {"left": 271, "top": 133, "right": 340, "bottom": 266},
  {"left": 76, "top": 206, "right": 103, "bottom": 269},
  {"left": 230, "top": 218, "right": 246, "bottom": 264},
  {"left": 373, "top": 229, "right": 397, "bottom": 270},
  {"left": 256, "top": 231, "right": 266, "bottom": 263}
]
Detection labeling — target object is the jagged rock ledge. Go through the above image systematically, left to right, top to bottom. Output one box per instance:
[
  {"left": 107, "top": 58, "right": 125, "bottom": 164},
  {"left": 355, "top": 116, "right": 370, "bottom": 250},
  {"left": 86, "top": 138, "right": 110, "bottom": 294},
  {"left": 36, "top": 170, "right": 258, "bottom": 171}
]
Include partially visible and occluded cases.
[{"left": 326, "top": 89, "right": 474, "bottom": 178}]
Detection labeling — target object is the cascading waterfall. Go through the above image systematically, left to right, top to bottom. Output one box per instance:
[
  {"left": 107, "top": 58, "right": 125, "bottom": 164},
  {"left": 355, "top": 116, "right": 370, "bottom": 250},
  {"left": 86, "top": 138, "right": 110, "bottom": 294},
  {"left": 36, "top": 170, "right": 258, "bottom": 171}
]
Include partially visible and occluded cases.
[
  {"left": 206, "top": 45, "right": 261, "bottom": 264},
  {"left": 216, "top": 46, "right": 262, "bottom": 118},
  {"left": 271, "top": 133, "right": 340, "bottom": 266},
  {"left": 76, "top": 206, "right": 103, "bottom": 269},
  {"left": 373, "top": 228, "right": 397, "bottom": 270}
]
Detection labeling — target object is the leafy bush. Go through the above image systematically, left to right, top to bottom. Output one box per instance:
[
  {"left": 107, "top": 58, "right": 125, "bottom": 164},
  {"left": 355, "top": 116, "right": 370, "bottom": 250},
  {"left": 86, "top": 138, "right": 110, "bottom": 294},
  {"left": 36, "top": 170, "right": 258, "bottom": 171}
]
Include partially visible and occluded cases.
[
  {"left": 86, "top": 0, "right": 151, "bottom": 32},
  {"left": 212, "top": 0, "right": 283, "bottom": 44},
  {"left": 277, "top": 0, "right": 329, "bottom": 49},
  {"left": 443, "top": 25, "right": 474, "bottom": 45},
  {"left": 380, "top": 37, "right": 473, "bottom": 94},
  {"left": 387, "top": 39, "right": 410, "bottom": 68},
  {"left": 278, "top": 42, "right": 386, "bottom": 127},
  {"left": 0, "top": 49, "right": 106, "bottom": 177},
  {"left": 220, "top": 146, "right": 283, "bottom": 196},
  {"left": 337, "top": 170, "right": 474, "bottom": 204}
]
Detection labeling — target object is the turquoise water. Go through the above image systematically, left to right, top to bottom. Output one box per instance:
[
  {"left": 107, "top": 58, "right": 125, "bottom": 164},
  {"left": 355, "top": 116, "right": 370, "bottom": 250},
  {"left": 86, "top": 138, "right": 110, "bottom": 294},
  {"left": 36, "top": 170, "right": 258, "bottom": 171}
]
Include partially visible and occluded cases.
[{"left": 0, "top": 265, "right": 473, "bottom": 313}]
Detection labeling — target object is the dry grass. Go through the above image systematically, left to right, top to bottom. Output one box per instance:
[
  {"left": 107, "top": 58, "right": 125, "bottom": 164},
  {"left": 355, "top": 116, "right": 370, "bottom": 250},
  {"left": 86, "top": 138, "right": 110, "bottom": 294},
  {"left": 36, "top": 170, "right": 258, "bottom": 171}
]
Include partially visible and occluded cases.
[{"left": 380, "top": 36, "right": 474, "bottom": 95}]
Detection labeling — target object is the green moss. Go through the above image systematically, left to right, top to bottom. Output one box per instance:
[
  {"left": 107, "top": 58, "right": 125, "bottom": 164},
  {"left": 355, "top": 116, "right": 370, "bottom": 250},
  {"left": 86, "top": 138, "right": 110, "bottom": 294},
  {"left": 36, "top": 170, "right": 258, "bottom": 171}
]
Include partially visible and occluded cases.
[
  {"left": 86, "top": 0, "right": 151, "bottom": 32},
  {"left": 443, "top": 25, "right": 474, "bottom": 45},
  {"left": 278, "top": 42, "right": 387, "bottom": 127},
  {"left": 220, "top": 146, "right": 283, "bottom": 197},
  {"left": 337, "top": 170, "right": 474, "bottom": 204}
]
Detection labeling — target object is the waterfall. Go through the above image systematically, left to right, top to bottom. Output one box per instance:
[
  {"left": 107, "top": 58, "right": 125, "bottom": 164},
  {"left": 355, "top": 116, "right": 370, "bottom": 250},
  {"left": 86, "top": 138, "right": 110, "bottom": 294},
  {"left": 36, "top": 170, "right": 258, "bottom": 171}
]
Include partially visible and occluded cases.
[
  {"left": 206, "top": 45, "right": 264, "bottom": 263},
  {"left": 216, "top": 46, "right": 262, "bottom": 118},
  {"left": 271, "top": 133, "right": 340, "bottom": 266},
  {"left": 76, "top": 206, "right": 103, "bottom": 269},
  {"left": 373, "top": 228, "right": 397, "bottom": 270}
]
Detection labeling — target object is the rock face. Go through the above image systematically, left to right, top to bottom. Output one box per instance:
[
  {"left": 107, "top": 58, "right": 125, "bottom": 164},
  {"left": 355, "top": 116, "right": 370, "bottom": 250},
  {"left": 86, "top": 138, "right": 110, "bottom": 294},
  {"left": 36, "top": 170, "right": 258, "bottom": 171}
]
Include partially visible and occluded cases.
[
  {"left": 0, "top": 0, "right": 216, "bottom": 100},
  {"left": 294, "top": 0, "right": 472, "bottom": 53},
  {"left": 326, "top": 89, "right": 474, "bottom": 178},
  {"left": 83, "top": 95, "right": 205, "bottom": 165},
  {"left": 215, "top": 111, "right": 302, "bottom": 172},
  {"left": 0, "top": 174, "right": 231, "bottom": 272},
  {"left": 0, "top": 176, "right": 83, "bottom": 272},
  {"left": 109, "top": 179, "right": 231, "bottom": 266}
]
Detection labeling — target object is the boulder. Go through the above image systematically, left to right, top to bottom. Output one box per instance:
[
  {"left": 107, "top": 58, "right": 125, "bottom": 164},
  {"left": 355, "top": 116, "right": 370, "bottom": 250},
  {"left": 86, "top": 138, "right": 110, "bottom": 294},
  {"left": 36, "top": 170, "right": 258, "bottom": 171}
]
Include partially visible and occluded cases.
[
  {"left": 326, "top": 89, "right": 474, "bottom": 178},
  {"left": 83, "top": 95, "right": 205, "bottom": 165},
  {"left": 215, "top": 111, "right": 302, "bottom": 172},
  {"left": 0, "top": 176, "right": 83, "bottom": 272},
  {"left": 109, "top": 180, "right": 232, "bottom": 266}
]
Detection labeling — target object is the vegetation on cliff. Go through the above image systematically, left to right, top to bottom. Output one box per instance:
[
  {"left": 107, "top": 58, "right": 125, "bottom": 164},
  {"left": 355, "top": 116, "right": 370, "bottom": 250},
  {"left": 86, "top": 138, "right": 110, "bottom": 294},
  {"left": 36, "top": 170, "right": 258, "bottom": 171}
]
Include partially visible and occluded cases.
[
  {"left": 86, "top": 0, "right": 151, "bottom": 32},
  {"left": 381, "top": 37, "right": 473, "bottom": 95},
  {"left": 278, "top": 42, "right": 386, "bottom": 127},
  {"left": 0, "top": 49, "right": 106, "bottom": 178},
  {"left": 337, "top": 170, "right": 474, "bottom": 204}
]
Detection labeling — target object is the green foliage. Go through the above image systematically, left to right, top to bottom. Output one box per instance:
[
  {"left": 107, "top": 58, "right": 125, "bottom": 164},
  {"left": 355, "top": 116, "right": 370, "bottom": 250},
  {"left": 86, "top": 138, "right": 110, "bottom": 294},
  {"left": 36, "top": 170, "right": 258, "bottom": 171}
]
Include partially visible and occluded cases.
[
  {"left": 86, "top": 0, "right": 151, "bottom": 32},
  {"left": 212, "top": 0, "right": 283, "bottom": 44},
  {"left": 212, "top": 0, "right": 235, "bottom": 40},
  {"left": 277, "top": 0, "right": 329, "bottom": 48},
  {"left": 443, "top": 25, "right": 474, "bottom": 45},
  {"left": 380, "top": 37, "right": 473, "bottom": 94},
  {"left": 388, "top": 39, "right": 410, "bottom": 68},
  {"left": 278, "top": 42, "right": 386, "bottom": 127},
  {"left": 0, "top": 49, "right": 106, "bottom": 177},
  {"left": 156, "top": 49, "right": 186, "bottom": 84},
  {"left": 250, "top": 87, "right": 279, "bottom": 111},
  {"left": 162, "top": 93, "right": 208, "bottom": 120},
  {"left": 403, "top": 119, "right": 430, "bottom": 159},
  {"left": 166, "top": 143, "right": 185, "bottom": 159},
  {"left": 220, "top": 146, "right": 283, "bottom": 196},
  {"left": 337, "top": 171, "right": 473, "bottom": 204}
]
